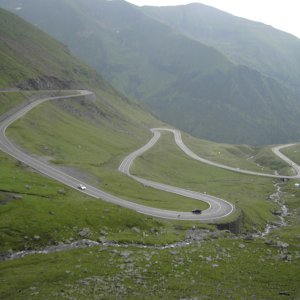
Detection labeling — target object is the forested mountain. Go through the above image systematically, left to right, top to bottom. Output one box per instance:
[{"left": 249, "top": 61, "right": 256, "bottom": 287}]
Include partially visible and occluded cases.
[{"left": 1, "top": 0, "right": 300, "bottom": 145}]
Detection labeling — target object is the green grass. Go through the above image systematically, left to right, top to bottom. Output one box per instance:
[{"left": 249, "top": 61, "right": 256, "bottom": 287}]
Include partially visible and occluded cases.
[
  {"left": 0, "top": 6, "right": 299, "bottom": 298},
  {"left": 0, "top": 8, "right": 105, "bottom": 89},
  {"left": 0, "top": 90, "right": 218, "bottom": 254},
  {"left": 3, "top": 90, "right": 294, "bottom": 232},
  {"left": 0, "top": 91, "right": 67, "bottom": 116},
  {"left": 0, "top": 92, "right": 29, "bottom": 115},
  {"left": 0, "top": 93, "right": 299, "bottom": 300},
  {"left": 5, "top": 93, "right": 210, "bottom": 211},
  {"left": 4, "top": 94, "right": 284, "bottom": 229},
  {"left": 132, "top": 132, "right": 281, "bottom": 231},
  {"left": 182, "top": 133, "right": 294, "bottom": 175},
  {"left": 281, "top": 144, "right": 300, "bottom": 165},
  {"left": 1, "top": 151, "right": 211, "bottom": 253},
  {"left": 274, "top": 179, "right": 300, "bottom": 244},
  {"left": 1, "top": 236, "right": 299, "bottom": 299}
]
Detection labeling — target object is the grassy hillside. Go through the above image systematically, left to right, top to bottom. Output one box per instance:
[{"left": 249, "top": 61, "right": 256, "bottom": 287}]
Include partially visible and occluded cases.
[
  {"left": 0, "top": 0, "right": 232, "bottom": 97},
  {"left": 2, "top": 1, "right": 300, "bottom": 145},
  {"left": 0, "top": 7, "right": 212, "bottom": 253},
  {"left": 1, "top": 7, "right": 300, "bottom": 299},
  {"left": 0, "top": 8, "right": 109, "bottom": 90},
  {"left": 6, "top": 94, "right": 210, "bottom": 212},
  {"left": 2, "top": 122, "right": 300, "bottom": 299},
  {"left": 131, "top": 132, "right": 282, "bottom": 231},
  {"left": 182, "top": 133, "right": 294, "bottom": 176},
  {"left": 281, "top": 144, "right": 300, "bottom": 165},
  {"left": 0, "top": 149, "right": 189, "bottom": 253},
  {"left": 1, "top": 149, "right": 300, "bottom": 299},
  {"left": 1, "top": 233, "right": 300, "bottom": 299}
]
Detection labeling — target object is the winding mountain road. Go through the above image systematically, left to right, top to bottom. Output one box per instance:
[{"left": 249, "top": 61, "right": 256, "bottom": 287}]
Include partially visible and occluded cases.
[
  {"left": 0, "top": 90, "right": 299, "bottom": 221},
  {"left": 118, "top": 128, "right": 234, "bottom": 220},
  {"left": 148, "top": 128, "right": 300, "bottom": 179}
]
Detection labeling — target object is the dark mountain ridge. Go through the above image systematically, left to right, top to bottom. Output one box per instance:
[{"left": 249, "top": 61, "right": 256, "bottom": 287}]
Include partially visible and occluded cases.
[
  {"left": 1, "top": 0, "right": 300, "bottom": 145},
  {"left": 142, "top": 3, "right": 300, "bottom": 92},
  {"left": 0, "top": 6, "right": 158, "bottom": 144},
  {"left": 0, "top": 7, "right": 107, "bottom": 90}
]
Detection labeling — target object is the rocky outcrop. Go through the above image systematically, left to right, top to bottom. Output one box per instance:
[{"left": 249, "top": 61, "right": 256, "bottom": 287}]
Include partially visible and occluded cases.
[
  {"left": 16, "top": 76, "right": 76, "bottom": 90},
  {"left": 216, "top": 211, "right": 243, "bottom": 234}
]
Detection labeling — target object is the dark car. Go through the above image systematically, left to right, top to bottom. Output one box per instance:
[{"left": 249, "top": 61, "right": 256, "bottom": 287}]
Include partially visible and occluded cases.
[{"left": 192, "top": 209, "right": 202, "bottom": 214}]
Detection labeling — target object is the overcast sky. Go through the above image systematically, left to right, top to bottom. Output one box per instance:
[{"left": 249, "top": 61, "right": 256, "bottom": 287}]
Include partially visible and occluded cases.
[{"left": 126, "top": 0, "right": 300, "bottom": 38}]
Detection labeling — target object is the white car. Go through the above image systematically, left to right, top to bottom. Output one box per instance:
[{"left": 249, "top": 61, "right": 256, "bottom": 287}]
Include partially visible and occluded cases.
[{"left": 78, "top": 184, "right": 86, "bottom": 190}]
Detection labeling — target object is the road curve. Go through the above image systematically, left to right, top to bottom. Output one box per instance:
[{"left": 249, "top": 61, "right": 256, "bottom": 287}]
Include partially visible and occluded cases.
[
  {"left": 0, "top": 91, "right": 232, "bottom": 221},
  {"left": 1, "top": 91, "right": 299, "bottom": 221},
  {"left": 118, "top": 127, "right": 300, "bottom": 219},
  {"left": 118, "top": 128, "right": 235, "bottom": 220},
  {"left": 148, "top": 128, "right": 300, "bottom": 179},
  {"left": 272, "top": 144, "right": 300, "bottom": 177}
]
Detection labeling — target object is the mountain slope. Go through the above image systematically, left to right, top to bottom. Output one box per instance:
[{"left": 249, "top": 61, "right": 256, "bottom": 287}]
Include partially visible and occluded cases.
[
  {"left": 0, "top": 0, "right": 233, "bottom": 98},
  {"left": 2, "top": 1, "right": 300, "bottom": 145},
  {"left": 142, "top": 3, "right": 300, "bottom": 92},
  {"left": 0, "top": 6, "right": 161, "bottom": 155},
  {"left": 0, "top": 7, "right": 201, "bottom": 256},
  {"left": 0, "top": 8, "right": 108, "bottom": 90},
  {"left": 1, "top": 8, "right": 300, "bottom": 300},
  {"left": 151, "top": 65, "right": 300, "bottom": 145}
]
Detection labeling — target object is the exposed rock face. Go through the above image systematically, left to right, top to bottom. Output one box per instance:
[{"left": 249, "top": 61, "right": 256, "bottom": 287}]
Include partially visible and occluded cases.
[{"left": 16, "top": 76, "right": 75, "bottom": 90}]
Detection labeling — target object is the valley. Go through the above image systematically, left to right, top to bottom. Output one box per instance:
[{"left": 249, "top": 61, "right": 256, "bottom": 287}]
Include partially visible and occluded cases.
[
  {"left": 2, "top": 0, "right": 300, "bottom": 145},
  {"left": 0, "top": 3, "right": 300, "bottom": 299},
  {"left": 0, "top": 89, "right": 300, "bottom": 299}
]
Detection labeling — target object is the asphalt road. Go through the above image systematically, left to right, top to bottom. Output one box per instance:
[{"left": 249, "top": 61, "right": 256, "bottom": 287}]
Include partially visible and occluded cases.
[
  {"left": 0, "top": 91, "right": 233, "bottom": 221},
  {"left": 1, "top": 91, "right": 299, "bottom": 221},
  {"left": 118, "top": 128, "right": 235, "bottom": 220},
  {"left": 150, "top": 128, "right": 300, "bottom": 179},
  {"left": 272, "top": 144, "right": 300, "bottom": 177}
]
